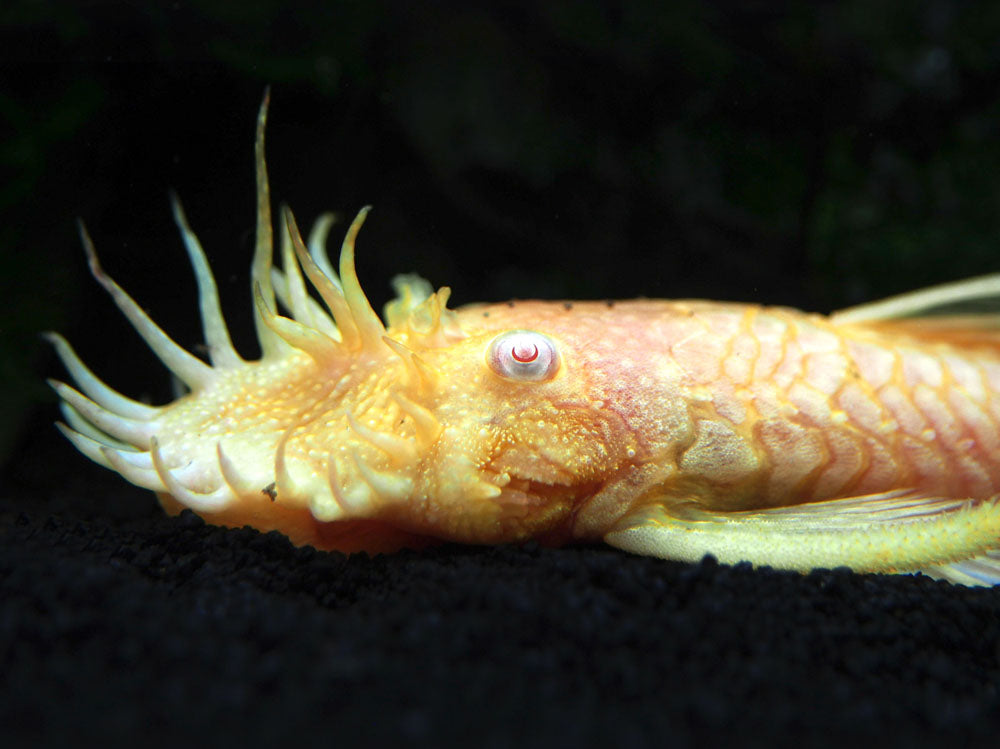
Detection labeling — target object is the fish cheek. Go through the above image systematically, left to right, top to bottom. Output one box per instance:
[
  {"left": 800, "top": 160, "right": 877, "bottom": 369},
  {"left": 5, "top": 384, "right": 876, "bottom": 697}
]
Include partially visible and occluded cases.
[{"left": 499, "top": 401, "right": 633, "bottom": 488}]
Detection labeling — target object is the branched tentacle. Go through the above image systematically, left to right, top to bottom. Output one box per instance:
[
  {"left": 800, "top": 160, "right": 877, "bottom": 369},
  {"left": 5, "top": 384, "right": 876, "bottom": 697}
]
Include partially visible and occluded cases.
[{"left": 382, "top": 336, "right": 429, "bottom": 391}]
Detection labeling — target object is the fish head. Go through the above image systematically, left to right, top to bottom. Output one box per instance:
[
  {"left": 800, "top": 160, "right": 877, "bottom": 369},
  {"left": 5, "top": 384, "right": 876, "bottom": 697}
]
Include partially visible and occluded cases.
[{"left": 332, "top": 284, "right": 645, "bottom": 546}]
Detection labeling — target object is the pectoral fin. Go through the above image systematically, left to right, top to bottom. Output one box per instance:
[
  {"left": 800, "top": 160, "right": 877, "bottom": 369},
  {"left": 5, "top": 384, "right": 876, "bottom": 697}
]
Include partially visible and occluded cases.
[{"left": 603, "top": 489, "right": 1000, "bottom": 586}]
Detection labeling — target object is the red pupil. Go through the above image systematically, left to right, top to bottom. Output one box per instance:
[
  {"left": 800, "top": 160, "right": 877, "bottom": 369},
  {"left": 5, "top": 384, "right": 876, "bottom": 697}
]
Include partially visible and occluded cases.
[{"left": 511, "top": 342, "right": 538, "bottom": 363}]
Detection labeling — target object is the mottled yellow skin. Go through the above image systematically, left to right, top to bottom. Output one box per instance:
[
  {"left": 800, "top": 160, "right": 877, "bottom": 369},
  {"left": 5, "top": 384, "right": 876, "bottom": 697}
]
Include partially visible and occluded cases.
[
  {"left": 51, "top": 97, "right": 1000, "bottom": 583},
  {"left": 147, "top": 296, "right": 1000, "bottom": 557}
]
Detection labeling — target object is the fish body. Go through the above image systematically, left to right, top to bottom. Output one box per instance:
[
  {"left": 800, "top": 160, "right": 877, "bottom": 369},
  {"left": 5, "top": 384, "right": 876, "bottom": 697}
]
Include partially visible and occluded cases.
[{"left": 50, "top": 95, "right": 1000, "bottom": 585}]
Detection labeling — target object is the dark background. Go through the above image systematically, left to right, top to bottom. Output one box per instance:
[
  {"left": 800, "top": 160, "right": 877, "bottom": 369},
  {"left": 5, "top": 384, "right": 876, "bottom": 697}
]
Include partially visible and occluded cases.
[{"left": 3, "top": 1, "right": 1000, "bottom": 746}]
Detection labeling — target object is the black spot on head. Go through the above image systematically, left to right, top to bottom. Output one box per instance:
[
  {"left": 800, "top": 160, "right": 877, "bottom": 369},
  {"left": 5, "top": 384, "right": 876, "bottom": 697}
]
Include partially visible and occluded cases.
[
  {"left": 605, "top": 300, "right": 615, "bottom": 308},
  {"left": 506, "top": 301, "right": 516, "bottom": 308},
  {"left": 562, "top": 302, "right": 573, "bottom": 311},
  {"left": 482, "top": 311, "right": 490, "bottom": 317},
  {"left": 262, "top": 482, "right": 277, "bottom": 502}
]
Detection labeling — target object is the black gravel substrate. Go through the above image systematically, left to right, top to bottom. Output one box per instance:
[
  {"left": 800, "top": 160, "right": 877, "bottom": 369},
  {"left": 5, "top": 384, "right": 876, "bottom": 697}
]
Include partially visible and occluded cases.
[{"left": 2, "top": 460, "right": 1000, "bottom": 747}]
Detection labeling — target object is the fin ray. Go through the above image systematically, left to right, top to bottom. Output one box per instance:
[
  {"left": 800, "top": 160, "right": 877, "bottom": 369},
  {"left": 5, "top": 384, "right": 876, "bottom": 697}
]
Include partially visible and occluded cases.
[
  {"left": 832, "top": 273, "right": 1000, "bottom": 324},
  {"left": 605, "top": 490, "right": 1000, "bottom": 583},
  {"left": 921, "top": 551, "right": 1000, "bottom": 586}
]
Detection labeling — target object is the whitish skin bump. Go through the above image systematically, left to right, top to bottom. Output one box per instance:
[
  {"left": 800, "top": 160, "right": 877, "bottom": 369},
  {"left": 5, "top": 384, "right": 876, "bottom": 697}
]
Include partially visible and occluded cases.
[{"left": 49, "top": 94, "right": 1000, "bottom": 585}]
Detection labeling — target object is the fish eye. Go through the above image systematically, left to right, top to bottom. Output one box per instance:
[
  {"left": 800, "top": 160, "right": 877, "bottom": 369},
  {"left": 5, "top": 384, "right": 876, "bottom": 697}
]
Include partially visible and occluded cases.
[{"left": 487, "top": 330, "right": 560, "bottom": 382}]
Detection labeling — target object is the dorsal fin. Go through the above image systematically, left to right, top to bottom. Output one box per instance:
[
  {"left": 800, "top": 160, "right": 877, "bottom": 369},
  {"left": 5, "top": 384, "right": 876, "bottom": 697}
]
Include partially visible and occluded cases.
[{"left": 830, "top": 273, "right": 1000, "bottom": 351}]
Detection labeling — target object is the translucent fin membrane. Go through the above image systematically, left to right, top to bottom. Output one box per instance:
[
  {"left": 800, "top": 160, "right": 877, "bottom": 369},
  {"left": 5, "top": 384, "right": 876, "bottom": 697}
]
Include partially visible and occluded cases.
[
  {"left": 832, "top": 273, "right": 1000, "bottom": 324},
  {"left": 606, "top": 491, "right": 1000, "bottom": 582},
  {"left": 922, "top": 550, "right": 1000, "bottom": 587}
]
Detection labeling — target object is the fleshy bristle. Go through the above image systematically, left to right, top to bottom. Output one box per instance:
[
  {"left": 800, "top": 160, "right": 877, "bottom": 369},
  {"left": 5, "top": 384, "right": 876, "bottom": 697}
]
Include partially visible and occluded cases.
[
  {"left": 250, "top": 88, "right": 285, "bottom": 359},
  {"left": 170, "top": 194, "right": 243, "bottom": 368},
  {"left": 277, "top": 203, "right": 314, "bottom": 326},
  {"left": 338, "top": 207, "right": 388, "bottom": 349},
  {"left": 285, "top": 208, "right": 361, "bottom": 349},
  {"left": 307, "top": 212, "right": 340, "bottom": 287},
  {"left": 78, "top": 222, "right": 213, "bottom": 390},
  {"left": 270, "top": 269, "right": 340, "bottom": 339},
  {"left": 385, "top": 274, "right": 434, "bottom": 329},
  {"left": 384, "top": 277, "right": 466, "bottom": 347},
  {"left": 252, "top": 283, "right": 341, "bottom": 364},
  {"left": 44, "top": 332, "right": 160, "bottom": 420},
  {"left": 381, "top": 336, "right": 426, "bottom": 390},
  {"left": 49, "top": 380, "right": 154, "bottom": 448},
  {"left": 391, "top": 390, "right": 443, "bottom": 447},
  {"left": 59, "top": 401, "right": 130, "bottom": 449},
  {"left": 346, "top": 410, "right": 419, "bottom": 465},
  {"left": 55, "top": 422, "right": 115, "bottom": 469},
  {"left": 272, "top": 428, "right": 297, "bottom": 504},
  {"left": 150, "top": 437, "right": 233, "bottom": 512},
  {"left": 215, "top": 442, "right": 256, "bottom": 498},
  {"left": 102, "top": 444, "right": 167, "bottom": 491},
  {"left": 351, "top": 448, "right": 413, "bottom": 501},
  {"left": 326, "top": 455, "right": 373, "bottom": 515}
]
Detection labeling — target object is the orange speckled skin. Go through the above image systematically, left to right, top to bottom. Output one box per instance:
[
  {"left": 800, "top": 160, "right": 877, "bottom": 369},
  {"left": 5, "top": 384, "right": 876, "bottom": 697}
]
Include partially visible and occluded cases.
[
  {"left": 49, "top": 99, "right": 1000, "bottom": 579},
  {"left": 153, "top": 296, "right": 1000, "bottom": 552},
  {"left": 449, "top": 300, "right": 1000, "bottom": 539}
]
